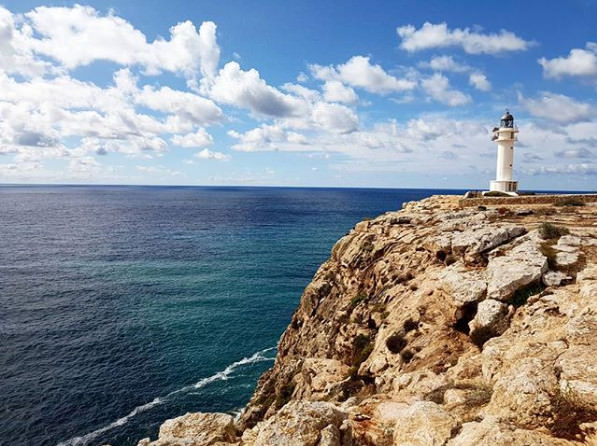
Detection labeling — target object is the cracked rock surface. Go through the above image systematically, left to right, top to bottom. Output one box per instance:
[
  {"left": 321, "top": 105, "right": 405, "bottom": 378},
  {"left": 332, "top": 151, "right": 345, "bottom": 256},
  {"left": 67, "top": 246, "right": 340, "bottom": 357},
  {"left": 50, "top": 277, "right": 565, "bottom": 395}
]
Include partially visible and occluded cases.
[{"left": 134, "top": 195, "right": 597, "bottom": 446}]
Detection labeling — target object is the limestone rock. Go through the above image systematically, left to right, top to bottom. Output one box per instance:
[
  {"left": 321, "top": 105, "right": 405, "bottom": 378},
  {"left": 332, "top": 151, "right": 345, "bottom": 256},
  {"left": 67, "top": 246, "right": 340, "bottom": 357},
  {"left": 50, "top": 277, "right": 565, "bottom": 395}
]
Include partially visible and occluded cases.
[
  {"left": 451, "top": 224, "right": 526, "bottom": 264},
  {"left": 486, "top": 238, "right": 548, "bottom": 301},
  {"left": 555, "top": 250, "right": 579, "bottom": 268},
  {"left": 437, "top": 263, "right": 487, "bottom": 306},
  {"left": 542, "top": 270, "right": 570, "bottom": 287},
  {"left": 468, "top": 299, "right": 511, "bottom": 344},
  {"left": 556, "top": 346, "right": 597, "bottom": 407},
  {"left": 485, "top": 357, "right": 559, "bottom": 428},
  {"left": 294, "top": 358, "right": 349, "bottom": 401},
  {"left": 251, "top": 401, "right": 347, "bottom": 446},
  {"left": 389, "top": 401, "right": 459, "bottom": 446},
  {"left": 140, "top": 413, "right": 237, "bottom": 446},
  {"left": 448, "top": 417, "right": 573, "bottom": 446},
  {"left": 318, "top": 424, "right": 341, "bottom": 446}
]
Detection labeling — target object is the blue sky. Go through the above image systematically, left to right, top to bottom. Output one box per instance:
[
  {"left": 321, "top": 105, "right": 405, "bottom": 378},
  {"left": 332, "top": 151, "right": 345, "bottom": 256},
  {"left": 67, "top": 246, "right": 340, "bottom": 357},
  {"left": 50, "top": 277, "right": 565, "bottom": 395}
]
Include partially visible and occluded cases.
[{"left": 0, "top": 0, "right": 596, "bottom": 190}]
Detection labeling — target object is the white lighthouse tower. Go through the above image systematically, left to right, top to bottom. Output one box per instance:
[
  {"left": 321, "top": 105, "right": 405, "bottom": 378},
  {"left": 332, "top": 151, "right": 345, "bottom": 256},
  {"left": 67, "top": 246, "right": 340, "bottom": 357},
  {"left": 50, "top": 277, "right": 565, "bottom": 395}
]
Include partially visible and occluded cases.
[{"left": 489, "top": 110, "right": 519, "bottom": 195}]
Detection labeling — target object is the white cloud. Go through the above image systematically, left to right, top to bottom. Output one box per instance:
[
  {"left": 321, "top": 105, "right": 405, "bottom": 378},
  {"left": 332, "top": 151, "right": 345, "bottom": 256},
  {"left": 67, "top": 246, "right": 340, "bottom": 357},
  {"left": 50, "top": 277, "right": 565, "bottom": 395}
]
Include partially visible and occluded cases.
[
  {"left": 13, "top": 5, "right": 219, "bottom": 78},
  {"left": 0, "top": 6, "right": 54, "bottom": 77},
  {"left": 196, "top": 21, "right": 220, "bottom": 79},
  {"left": 397, "top": 22, "right": 532, "bottom": 54},
  {"left": 538, "top": 42, "right": 597, "bottom": 79},
  {"left": 425, "top": 55, "right": 470, "bottom": 72},
  {"left": 310, "top": 56, "right": 416, "bottom": 94},
  {"left": 207, "top": 61, "right": 307, "bottom": 117},
  {"left": 296, "top": 72, "right": 308, "bottom": 82},
  {"left": 468, "top": 72, "right": 491, "bottom": 91},
  {"left": 421, "top": 73, "right": 471, "bottom": 106},
  {"left": 322, "top": 80, "right": 358, "bottom": 104},
  {"left": 281, "top": 83, "right": 321, "bottom": 102},
  {"left": 136, "top": 85, "right": 222, "bottom": 125},
  {"left": 520, "top": 92, "right": 593, "bottom": 124},
  {"left": 312, "top": 102, "right": 358, "bottom": 133},
  {"left": 228, "top": 124, "right": 307, "bottom": 152},
  {"left": 171, "top": 128, "right": 213, "bottom": 148},
  {"left": 195, "top": 148, "right": 230, "bottom": 160},
  {"left": 554, "top": 148, "right": 593, "bottom": 159},
  {"left": 524, "top": 163, "right": 597, "bottom": 176}
]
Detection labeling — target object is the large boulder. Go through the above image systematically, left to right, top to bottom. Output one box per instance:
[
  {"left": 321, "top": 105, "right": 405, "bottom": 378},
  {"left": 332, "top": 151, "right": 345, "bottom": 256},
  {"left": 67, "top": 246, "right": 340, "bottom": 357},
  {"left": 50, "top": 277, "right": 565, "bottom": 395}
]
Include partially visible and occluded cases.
[
  {"left": 451, "top": 225, "right": 526, "bottom": 264},
  {"left": 486, "top": 239, "right": 548, "bottom": 301},
  {"left": 437, "top": 263, "right": 487, "bottom": 306},
  {"left": 468, "top": 299, "right": 511, "bottom": 345},
  {"left": 556, "top": 346, "right": 597, "bottom": 407},
  {"left": 484, "top": 357, "right": 559, "bottom": 428},
  {"left": 294, "top": 358, "right": 349, "bottom": 401},
  {"left": 249, "top": 401, "right": 347, "bottom": 446},
  {"left": 388, "top": 401, "right": 460, "bottom": 446},
  {"left": 138, "top": 413, "right": 237, "bottom": 446},
  {"left": 448, "top": 417, "right": 572, "bottom": 446}
]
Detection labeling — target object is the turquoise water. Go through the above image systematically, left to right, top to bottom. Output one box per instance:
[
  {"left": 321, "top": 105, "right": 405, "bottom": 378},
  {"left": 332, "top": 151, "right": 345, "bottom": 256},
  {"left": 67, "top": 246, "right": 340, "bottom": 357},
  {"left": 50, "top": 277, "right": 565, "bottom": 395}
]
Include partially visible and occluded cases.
[{"left": 1, "top": 186, "right": 461, "bottom": 446}]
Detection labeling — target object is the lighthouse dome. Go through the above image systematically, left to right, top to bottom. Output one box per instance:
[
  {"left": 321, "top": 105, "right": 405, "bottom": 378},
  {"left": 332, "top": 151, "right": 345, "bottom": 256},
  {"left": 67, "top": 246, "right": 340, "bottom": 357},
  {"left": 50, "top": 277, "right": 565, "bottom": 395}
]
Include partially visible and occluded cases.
[{"left": 500, "top": 111, "right": 514, "bottom": 128}]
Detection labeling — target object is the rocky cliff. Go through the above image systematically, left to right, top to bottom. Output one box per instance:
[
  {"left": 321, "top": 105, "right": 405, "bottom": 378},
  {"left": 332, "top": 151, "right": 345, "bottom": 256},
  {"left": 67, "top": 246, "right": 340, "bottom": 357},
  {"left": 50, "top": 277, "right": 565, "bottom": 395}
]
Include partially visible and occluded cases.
[{"left": 137, "top": 195, "right": 597, "bottom": 446}]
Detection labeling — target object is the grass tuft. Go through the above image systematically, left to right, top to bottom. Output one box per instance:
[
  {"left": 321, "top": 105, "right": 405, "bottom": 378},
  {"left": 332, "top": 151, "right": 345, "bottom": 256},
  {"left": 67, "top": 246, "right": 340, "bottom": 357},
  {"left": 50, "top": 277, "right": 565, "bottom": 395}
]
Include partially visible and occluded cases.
[{"left": 539, "top": 222, "right": 569, "bottom": 240}]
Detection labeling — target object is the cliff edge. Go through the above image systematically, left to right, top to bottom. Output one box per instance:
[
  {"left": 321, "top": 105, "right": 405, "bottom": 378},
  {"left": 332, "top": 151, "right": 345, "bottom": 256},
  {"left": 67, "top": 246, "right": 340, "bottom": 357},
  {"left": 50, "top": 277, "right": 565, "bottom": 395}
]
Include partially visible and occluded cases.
[{"left": 137, "top": 195, "right": 597, "bottom": 446}]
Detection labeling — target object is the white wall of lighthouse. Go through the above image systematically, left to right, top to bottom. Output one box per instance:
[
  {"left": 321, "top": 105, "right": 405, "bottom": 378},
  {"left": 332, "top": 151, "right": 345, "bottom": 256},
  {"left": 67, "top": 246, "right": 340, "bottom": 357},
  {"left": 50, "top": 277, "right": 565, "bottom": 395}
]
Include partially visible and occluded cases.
[{"left": 489, "top": 111, "right": 519, "bottom": 195}]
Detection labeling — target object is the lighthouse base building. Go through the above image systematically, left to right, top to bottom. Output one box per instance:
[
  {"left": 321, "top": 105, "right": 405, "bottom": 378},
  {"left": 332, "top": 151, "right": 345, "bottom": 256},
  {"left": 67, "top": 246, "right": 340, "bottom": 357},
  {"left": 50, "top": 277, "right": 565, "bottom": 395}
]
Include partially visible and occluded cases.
[{"left": 487, "top": 111, "right": 519, "bottom": 196}]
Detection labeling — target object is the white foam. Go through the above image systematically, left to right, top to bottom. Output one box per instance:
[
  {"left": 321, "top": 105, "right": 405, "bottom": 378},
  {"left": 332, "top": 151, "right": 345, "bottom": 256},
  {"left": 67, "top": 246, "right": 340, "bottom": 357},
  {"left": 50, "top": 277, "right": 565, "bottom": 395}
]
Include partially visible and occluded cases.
[
  {"left": 56, "top": 346, "right": 275, "bottom": 446},
  {"left": 56, "top": 398, "right": 162, "bottom": 446}
]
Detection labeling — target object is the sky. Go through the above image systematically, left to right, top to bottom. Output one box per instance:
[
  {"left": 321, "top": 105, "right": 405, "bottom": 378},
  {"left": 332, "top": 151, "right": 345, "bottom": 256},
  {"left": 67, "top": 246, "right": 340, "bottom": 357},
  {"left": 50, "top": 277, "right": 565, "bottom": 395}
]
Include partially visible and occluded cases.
[{"left": 0, "top": 0, "right": 596, "bottom": 190}]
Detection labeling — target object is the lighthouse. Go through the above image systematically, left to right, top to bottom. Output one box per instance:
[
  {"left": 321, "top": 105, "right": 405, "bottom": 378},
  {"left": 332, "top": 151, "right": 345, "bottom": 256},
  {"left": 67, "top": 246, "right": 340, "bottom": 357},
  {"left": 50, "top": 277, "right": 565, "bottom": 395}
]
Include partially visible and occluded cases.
[{"left": 489, "top": 110, "right": 519, "bottom": 195}]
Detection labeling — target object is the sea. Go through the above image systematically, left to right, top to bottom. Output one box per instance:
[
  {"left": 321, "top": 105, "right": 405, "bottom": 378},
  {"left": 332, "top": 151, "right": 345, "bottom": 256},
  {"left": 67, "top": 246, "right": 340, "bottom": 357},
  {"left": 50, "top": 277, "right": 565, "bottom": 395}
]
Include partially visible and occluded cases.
[{"left": 0, "top": 185, "right": 466, "bottom": 446}]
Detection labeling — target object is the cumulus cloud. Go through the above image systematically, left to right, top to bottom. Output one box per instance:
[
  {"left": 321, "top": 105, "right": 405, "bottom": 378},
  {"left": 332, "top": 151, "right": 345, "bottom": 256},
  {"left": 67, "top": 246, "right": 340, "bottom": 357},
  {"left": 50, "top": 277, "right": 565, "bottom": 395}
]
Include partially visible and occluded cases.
[
  {"left": 20, "top": 5, "right": 219, "bottom": 78},
  {"left": 0, "top": 6, "right": 54, "bottom": 77},
  {"left": 397, "top": 22, "right": 532, "bottom": 54},
  {"left": 539, "top": 42, "right": 597, "bottom": 79},
  {"left": 424, "top": 55, "right": 471, "bottom": 72},
  {"left": 310, "top": 56, "right": 416, "bottom": 94},
  {"left": 207, "top": 62, "right": 307, "bottom": 117},
  {"left": 468, "top": 72, "right": 491, "bottom": 91},
  {"left": 421, "top": 73, "right": 471, "bottom": 106},
  {"left": 322, "top": 80, "right": 358, "bottom": 104},
  {"left": 136, "top": 85, "right": 222, "bottom": 125},
  {"left": 520, "top": 92, "right": 593, "bottom": 124},
  {"left": 312, "top": 103, "right": 358, "bottom": 133},
  {"left": 228, "top": 124, "right": 308, "bottom": 152},
  {"left": 171, "top": 128, "right": 213, "bottom": 148},
  {"left": 195, "top": 148, "right": 230, "bottom": 160}
]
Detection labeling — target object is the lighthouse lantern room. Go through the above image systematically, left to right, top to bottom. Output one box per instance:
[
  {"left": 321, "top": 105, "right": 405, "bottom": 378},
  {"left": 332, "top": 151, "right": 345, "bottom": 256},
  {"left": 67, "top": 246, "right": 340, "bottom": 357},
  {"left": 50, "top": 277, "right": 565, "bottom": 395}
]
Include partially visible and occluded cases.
[{"left": 489, "top": 110, "right": 519, "bottom": 195}]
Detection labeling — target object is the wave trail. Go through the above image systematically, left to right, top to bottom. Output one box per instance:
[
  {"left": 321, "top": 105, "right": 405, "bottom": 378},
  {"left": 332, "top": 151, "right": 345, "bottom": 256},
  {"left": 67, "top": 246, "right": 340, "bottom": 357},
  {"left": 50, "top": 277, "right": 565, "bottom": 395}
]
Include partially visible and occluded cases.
[{"left": 56, "top": 346, "right": 276, "bottom": 446}]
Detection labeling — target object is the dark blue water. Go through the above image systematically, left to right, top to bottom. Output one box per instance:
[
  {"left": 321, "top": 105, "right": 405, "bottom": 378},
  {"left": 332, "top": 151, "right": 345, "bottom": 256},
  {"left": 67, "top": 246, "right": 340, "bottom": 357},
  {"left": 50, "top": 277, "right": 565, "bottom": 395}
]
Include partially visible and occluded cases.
[{"left": 1, "top": 186, "right": 461, "bottom": 446}]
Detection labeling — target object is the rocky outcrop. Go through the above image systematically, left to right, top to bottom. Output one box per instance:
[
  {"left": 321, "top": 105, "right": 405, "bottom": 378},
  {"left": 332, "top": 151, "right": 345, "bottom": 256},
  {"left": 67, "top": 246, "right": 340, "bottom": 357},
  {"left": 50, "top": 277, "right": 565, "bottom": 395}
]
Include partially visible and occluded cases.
[
  {"left": 136, "top": 195, "right": 597, "bottom": 446},
  {"left": 137, "top": 413, "right": 238, "bottom": 446}
]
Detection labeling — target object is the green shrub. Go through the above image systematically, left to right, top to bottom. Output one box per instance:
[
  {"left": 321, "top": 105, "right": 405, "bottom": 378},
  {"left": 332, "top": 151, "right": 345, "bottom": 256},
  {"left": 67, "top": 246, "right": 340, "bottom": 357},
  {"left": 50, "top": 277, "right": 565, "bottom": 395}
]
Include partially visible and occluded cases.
[
  {"left": 555, "top": 197, "right": 585, "bottom": 207},
  {"left": 539, "top": 222, "right": 570, "bottom": 240},
  {"left": 350, "top": 293, "right": 368, "bottom": 308},
  {"left": 385, "top": 333, "right": 407, "bottom": 353},
  {"left": 352, "top": 334, "right": 373, "bottom": 366},
  {"left": 275, "top": 382, "right": 295, "bottom": 408},
  {"left": 551, "top": 387, "right": 597, "bottom": 440}
]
